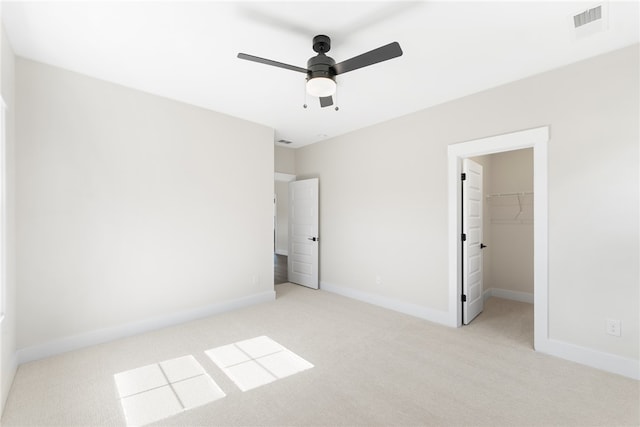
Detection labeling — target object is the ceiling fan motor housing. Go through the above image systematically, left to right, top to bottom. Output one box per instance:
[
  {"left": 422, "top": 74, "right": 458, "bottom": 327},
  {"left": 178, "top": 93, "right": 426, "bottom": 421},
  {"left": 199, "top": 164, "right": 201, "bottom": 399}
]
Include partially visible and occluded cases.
[
  {"left": 307, "top": 35, "right": 336, "bottom": 82},
  {"left": 306, "top": 53, "right": 336, "bottom": 81}
]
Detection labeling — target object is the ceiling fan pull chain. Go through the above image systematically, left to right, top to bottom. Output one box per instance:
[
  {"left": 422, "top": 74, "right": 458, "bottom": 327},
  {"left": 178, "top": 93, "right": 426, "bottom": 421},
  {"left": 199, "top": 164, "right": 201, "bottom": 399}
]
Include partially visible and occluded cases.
[{"left": 302, "top": 78, "right": 308, "bottom": 109}]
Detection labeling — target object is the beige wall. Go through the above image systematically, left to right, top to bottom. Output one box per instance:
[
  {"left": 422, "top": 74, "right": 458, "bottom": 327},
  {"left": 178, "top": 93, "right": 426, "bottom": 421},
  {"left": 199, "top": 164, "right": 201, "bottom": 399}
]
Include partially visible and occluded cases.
[
  {"left": 0, "top": 21, "right": 17, "bottom": 417},
  {"left": 296, "top": 45, "right": 639, "bottom": 361},
  {"left": 15, "top": 59, "right": 275, "bottom": 351},
  {"left": 274, "top": 146, "right": 295, "bottom": 255},
  {"left": 275, "top": 146, "right": 295, "bottom": 174},
  {"left": 274, "top": 180, "right": 289, "bottom": 255}
]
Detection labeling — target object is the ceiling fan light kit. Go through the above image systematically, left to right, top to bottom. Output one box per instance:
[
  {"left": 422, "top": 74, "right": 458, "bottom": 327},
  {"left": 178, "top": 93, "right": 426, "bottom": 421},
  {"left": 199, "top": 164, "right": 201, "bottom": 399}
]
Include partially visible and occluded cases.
[
  {"left": 238, "top": 34, "right": 403, "bottom": 108},
  {"left": 305, "top": 77, "right": 336, "bottom": 97}
]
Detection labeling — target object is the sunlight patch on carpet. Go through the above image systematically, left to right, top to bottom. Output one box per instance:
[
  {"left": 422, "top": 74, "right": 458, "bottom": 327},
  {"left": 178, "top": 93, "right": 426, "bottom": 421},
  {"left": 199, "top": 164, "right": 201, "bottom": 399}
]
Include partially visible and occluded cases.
[
  {"left": 206, "top": 336, "right": 313, "bottom": 391},
  {"left": 114, "top": 355, "right": 225, "bottom": 426}
]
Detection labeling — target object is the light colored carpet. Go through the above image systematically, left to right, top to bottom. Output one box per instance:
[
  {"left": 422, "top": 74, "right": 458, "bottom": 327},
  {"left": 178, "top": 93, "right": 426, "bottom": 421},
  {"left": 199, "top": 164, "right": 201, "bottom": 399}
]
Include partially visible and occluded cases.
[{"left": 2, "top": 283, "right": 638, "bottom": 426}]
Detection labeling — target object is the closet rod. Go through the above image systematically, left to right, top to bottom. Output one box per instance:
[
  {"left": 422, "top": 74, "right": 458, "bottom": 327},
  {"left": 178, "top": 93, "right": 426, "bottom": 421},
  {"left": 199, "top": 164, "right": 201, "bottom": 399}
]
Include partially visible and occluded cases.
[{"left": 486, "top": 191, "right": 533, "bottom": 198}]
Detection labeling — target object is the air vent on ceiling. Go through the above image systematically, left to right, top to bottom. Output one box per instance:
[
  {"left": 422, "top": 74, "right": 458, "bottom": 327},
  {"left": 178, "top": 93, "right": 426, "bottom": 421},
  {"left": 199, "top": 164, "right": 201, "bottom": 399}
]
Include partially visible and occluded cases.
[
  {"left": 572, "top": 3, "right": 608, "bottom": 38},
  {"left": 574, "top": 5, "right": 602, "bottom": 28},
  {"left": 277, "top": 139, "right": 293, "bottom": 145}
]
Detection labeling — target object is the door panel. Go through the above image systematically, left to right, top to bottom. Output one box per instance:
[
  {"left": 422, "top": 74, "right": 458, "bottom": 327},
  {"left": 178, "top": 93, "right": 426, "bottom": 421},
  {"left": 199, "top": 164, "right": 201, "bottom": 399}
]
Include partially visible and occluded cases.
[
  {"left": 463, "top": 159, "right": 484, "bottom": 324},
  {"left": 288, "top": 179, "right": 319, "bottom": 289}
]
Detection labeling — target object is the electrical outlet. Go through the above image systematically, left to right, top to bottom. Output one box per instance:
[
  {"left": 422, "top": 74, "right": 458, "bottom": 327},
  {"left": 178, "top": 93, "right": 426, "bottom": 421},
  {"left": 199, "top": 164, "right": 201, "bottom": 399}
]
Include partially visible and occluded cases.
[
  {"left": 375, "top": 275, "right": 382, "bottom": 285},
  {"left": 606, "top": 319, "right": 621, "bottom": 337}
]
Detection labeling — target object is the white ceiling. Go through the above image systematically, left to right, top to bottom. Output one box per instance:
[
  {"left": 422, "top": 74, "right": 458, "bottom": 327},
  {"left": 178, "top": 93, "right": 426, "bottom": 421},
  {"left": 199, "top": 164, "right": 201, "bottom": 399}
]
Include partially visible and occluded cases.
[{"left": 2, "top": 1, "right": 639, "bottom": 148}]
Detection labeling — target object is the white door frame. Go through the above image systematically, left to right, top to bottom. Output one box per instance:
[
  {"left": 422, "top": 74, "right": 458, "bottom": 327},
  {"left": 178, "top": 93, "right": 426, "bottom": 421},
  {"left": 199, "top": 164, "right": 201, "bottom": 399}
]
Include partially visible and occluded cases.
[{"left": 447, "top": 126, "right": 549, "bottom": 351}]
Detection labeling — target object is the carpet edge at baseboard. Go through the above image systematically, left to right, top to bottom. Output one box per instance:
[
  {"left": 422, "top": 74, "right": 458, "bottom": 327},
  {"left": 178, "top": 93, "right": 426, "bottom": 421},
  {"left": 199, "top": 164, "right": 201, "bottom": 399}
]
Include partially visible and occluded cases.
[{"left": 15, "top": 290, "right": 276, "bottom": 365}]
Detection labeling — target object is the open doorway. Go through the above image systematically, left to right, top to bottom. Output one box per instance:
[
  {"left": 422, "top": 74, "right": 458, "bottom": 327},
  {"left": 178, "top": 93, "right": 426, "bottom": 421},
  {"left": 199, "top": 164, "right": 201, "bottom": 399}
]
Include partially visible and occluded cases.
[
  {"left": 447, "top": 126, "right": 549, "bottom": 351},
  {"left": 464, "top": 149, "right": 534, "bottom": 341},
  {"left": 472, "top": 149, "right": 534, "bottom": 305}
]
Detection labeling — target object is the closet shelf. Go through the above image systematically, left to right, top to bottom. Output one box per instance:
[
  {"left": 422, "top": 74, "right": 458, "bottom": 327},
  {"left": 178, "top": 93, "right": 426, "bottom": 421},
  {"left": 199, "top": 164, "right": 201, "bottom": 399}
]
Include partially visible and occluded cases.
[
  {"left": 486, "top": 191, "right": 533, "bottom": 199},
  {"left": 486, "top": 191, "right": 534, "bottom": 223},
  {"left": 491, "top": 219, "right": 534, "bottom": 225}
]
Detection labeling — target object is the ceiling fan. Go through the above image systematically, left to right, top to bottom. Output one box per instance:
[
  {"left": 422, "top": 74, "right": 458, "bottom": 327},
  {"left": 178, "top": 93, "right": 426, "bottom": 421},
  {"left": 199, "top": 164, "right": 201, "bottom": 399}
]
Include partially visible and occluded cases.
[{"left": 237, "top": 35, "right": 403, "bottom": 108}]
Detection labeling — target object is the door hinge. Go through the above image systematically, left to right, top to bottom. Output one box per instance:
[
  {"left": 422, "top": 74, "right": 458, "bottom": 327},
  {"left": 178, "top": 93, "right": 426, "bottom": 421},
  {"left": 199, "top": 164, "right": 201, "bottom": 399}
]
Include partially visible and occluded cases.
[
  {"left": 461, "top": 173, "right": 466, "bottom": 181},
  {"left": 461, "top": 233, "right": 466, "bottom": 242},
  {"left": 461, "top": 294, "right": 467, "bottom": 302}
]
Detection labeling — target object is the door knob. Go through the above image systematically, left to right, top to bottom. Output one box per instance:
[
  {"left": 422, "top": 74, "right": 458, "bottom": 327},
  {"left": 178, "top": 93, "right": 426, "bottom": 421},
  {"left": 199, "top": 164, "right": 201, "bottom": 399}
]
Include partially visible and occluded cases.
[
  {"left": 307, "top": 237, "right": 318, "bottom": 242},
  {"left": 480, "top": 243, "right": 487, "bottom": 249}
]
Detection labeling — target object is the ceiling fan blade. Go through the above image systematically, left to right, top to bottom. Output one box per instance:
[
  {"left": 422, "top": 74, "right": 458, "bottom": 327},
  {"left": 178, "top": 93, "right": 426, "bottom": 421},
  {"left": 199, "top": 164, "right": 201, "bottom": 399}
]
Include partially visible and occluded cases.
[
  {"left": 333, "top": 42, "right": 403, "bottom": 75},
  {"left": 237, "top": 53, "right": 308, "bottom": 73},
  {"left": 319, "top": 96, "right": 333, "bottom": 108}
]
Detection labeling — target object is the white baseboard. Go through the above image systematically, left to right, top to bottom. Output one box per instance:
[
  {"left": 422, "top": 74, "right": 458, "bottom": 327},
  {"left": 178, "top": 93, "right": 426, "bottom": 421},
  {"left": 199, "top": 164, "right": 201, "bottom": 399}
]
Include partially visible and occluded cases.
[
  {"left": 274, "top": 249, "right": 288, "bottom": 256},
  {"left": 320, "top": 281, "right": 451, "bottom": 326},
  {"left": 322, "top": 282, "right": 638, "bottom": 380},
  {"left": 484, "top": 288, "right": 534, "bottom": 304},
  {"left": 486, "top": 288, "right": 638, "bottom": 379},
  {"left": 16, "top": 290, "right": 276, "bottom": 365},
  {"left": 536, "top": 337, "right": 640, "bottom": 380},
  {"left": 0, "top": 340, "right": 18, "bottom": 418}
]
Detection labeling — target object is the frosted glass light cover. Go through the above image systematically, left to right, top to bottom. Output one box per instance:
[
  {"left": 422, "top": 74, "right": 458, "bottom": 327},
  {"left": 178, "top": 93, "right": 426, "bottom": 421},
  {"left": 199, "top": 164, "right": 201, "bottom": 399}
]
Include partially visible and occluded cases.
[{"left": 306, "top": 77, "right": 336, "bottom": 97}]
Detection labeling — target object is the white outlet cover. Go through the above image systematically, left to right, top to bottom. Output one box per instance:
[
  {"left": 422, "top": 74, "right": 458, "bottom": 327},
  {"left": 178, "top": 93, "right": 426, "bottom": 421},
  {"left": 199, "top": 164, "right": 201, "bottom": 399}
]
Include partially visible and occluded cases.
[{"left": 606, "top": 318, "right": 621, "bottom": 336}]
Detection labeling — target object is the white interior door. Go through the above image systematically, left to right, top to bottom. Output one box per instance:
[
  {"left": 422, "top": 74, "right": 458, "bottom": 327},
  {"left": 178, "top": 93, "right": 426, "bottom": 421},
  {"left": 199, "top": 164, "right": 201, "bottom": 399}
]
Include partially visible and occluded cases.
[
  {"left": 463, "top": 158, "right": 484, "bottom": 324},
  {"left": 288, "top": 178, "right": 319, "bottom": 289}
]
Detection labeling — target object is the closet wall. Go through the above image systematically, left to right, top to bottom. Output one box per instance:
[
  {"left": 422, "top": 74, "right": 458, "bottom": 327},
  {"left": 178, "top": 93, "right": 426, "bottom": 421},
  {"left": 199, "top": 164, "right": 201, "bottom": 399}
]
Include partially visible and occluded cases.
[
  {"left": 274, "top": 146, "right": 295, "bottom": 255},
  {"left": 472, "top": 148, "right": 534, "bottom": 300},
  {"left": 274, "top": 181, "right": 289, "bottom": 255}
]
